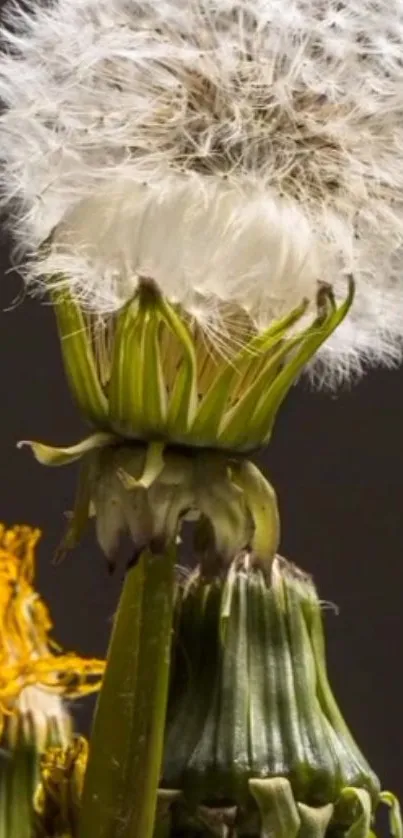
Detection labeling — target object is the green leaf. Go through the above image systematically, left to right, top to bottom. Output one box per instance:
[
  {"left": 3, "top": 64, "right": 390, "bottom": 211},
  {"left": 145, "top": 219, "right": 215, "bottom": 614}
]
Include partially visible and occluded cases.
[
  {"left": 51, "top": 286, "right": 109, "bottom": 427},
  {"left": 17, "top": 432, "right": 115, "bottom": 466},
  {"left": 78, "top": 547, "right": 176, "bottom": 838}
]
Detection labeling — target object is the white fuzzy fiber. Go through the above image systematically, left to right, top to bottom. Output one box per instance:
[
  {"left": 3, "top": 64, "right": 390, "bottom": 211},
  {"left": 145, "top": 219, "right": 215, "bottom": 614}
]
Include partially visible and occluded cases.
[
  {"left": 1, "top": 0, "right": 403, "bottom": 385},
  {"left": 15, "top": 684, "right": 71, "bottom": 750}
]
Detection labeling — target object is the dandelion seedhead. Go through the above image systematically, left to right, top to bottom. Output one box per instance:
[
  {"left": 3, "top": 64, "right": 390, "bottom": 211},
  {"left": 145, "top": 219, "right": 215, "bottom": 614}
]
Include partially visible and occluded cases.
[{"left": 1, "top": 0, "right": 403, "bottom": 386}]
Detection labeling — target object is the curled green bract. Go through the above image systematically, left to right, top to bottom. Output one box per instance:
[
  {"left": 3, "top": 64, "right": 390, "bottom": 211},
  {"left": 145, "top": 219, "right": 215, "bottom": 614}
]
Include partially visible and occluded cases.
[
  {"left": 50, "top": 277, "right": 354, "bottom": 454},
  {"left": 20, "top": 438, "right": 280, "bottom": 571},
  {"left": 153, "top": 783, "right": 400, "bottom": 838}
]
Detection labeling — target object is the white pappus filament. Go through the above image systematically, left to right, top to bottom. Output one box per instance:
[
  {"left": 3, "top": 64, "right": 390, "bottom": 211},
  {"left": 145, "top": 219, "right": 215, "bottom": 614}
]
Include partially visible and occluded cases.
[{"left": 0, "top": 0, "right": 403, "bottom": 386}]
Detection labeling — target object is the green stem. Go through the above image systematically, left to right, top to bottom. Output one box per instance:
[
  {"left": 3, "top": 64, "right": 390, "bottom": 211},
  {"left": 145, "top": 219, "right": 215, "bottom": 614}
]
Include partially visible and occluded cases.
[
  {"left": 78, "top": 546, "right": 176, "bottom": 838},
  {"left": 0, "top": 745, "right": 37, "bottom": 838}
]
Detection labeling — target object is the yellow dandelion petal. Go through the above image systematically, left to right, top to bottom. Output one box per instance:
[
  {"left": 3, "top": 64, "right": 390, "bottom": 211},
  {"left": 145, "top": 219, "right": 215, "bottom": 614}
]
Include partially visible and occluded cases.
[
  {"left": 0, "top": 523, "right": 105, "bottom": 738},
  {"left": 34, "top": 735, "right": 88, "bottom": 838}
]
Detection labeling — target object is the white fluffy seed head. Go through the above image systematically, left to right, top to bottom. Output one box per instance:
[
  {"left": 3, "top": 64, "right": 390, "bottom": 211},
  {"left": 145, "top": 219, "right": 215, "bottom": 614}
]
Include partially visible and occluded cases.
[{"left": 1, "top": 0, "right": 403, "bottom": 386}]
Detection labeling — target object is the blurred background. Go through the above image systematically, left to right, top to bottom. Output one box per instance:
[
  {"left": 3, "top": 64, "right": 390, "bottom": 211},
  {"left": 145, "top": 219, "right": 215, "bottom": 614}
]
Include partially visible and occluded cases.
[{"left": 0, "top": 231, "right": 402, "bottom": 802}]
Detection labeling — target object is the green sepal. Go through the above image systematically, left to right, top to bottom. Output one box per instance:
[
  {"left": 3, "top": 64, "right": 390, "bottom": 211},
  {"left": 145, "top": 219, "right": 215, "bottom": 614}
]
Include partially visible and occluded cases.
[
  {"left": 251, "top": 278, "right": 355, "bottom": 447},
  {"left": 218, "top": 279, "right": 354, "bottom": 450},
  {"left": 51, "top": 286, "right": 109, "bottom": 427},
  {"left": 108, "top": 289, "right": 168, "bottom": 437},
  {"left": 108, "top": 289, "right": 197, "bottom": 441},
  {"left": 107, "top": 295, "right": 141, "bottom": 435},
  {"left": 159, "top": 297, "right": 198, "bottom": 436},
  {"left": 190, "top": 299, "right": 309, "bottom": 444},
  {"left": 141, "top": 309, "right": 169, "bottom": 433},
  {"left": 216, "top": 330, "right": 308, "bottom": 450},
  {"left": 17, "top": 431, "right": 115, "bottom": 466},
  {"left": 117, "top": 441, "right": 166, "bottom": 490},
  {"left": 54, "top": 455, "right": 96, "bottom": 563},
  {"left": 231, "top": 460, "right": 280, "bottom": 565},
  {"left": 195, "top": 469, "right": 251, "bottom": 562},
  {"left": 93, "top": 473, "right": 129, "bottom": 561},
  {"left": 219, "top": 559, "right": 238, "bottom": 646},
  {"left": 215, "top": 571, "right": 251, "bottom": 801},
  {"left": 305, "top": 590, "right": 379, "bottom": 793},
  {"left": 249, "top": 777, "right": 300, "bottom": 838},
  {"left": 337, "top": 787, "right": 372, "bottom": 838},
  {"left": 380, "top": 792, "right": 403, "bottom": 838},
  {"left": 297, "top": 803, "right": 334, "bottom": 838}
]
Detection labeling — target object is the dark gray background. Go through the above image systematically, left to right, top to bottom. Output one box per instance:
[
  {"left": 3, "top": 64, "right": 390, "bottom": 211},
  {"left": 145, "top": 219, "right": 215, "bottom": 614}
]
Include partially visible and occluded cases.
[{"left": 0, "top": 229, "right": 402, "bottom": 805}]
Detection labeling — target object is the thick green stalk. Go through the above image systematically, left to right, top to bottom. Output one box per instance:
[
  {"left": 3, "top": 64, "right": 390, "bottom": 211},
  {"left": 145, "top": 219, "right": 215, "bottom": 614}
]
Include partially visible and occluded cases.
[
  {"left": 78, "top": 546, "right": 176, "bottom": 838},
  {"left": 0, "top": 742, "right": 38, "bottom": 838},
  {"left": 8, "top": 745, "right": 38, "bottom": 838}
]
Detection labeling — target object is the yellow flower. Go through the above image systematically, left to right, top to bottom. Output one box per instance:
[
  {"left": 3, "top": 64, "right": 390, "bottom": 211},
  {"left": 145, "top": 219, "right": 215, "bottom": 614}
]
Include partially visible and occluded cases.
[
  {"left": 0, "top": 523, "right": 104, "bottom": 748},
  {"left": 0, "top": 523, "right": 104, "bottom": 838},
  {"left": 33, "top": 735, "right": 88, "bottom": 838}
]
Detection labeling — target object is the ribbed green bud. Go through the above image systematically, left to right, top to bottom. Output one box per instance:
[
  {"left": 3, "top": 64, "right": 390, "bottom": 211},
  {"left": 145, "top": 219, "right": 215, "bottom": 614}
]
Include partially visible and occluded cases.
[{"left": 156, "top": 556, "right": 400, "bottom": 838}]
